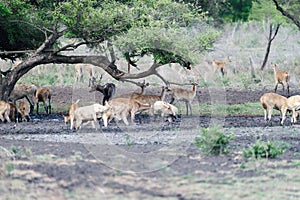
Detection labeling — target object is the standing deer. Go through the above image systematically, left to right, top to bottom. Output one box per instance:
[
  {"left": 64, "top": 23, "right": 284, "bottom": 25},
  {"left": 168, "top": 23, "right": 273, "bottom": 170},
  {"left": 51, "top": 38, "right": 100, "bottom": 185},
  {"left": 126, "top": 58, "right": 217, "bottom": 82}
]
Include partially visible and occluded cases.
[
  {"left": 212, "top": 56, "right": 231, "bottom": 77},
  {"left": 272, "top": 63, "right": 290, "bottom": 95},
  {"left": 74, "top": 64, "right": 95, "bottom": 83},
  {"left": 89, "top": 75, "right": 116, "bottom": 105},
  {"left": 168, "top": 83, "right": 197, "bottom": 116},
  {"left": 35, "top": 87, "right": 51, "bottom": 114},
  {"left": 260, "top": 92, "right": 288, "bottom": 126}
]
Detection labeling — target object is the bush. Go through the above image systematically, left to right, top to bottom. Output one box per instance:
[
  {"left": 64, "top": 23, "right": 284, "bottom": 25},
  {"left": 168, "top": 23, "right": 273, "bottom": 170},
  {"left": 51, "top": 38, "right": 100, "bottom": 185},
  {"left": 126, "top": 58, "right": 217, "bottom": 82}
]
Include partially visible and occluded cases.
[
  {"left": 195, "top": 126, "right": 234, "bottom": 155},
  {"left": 243, "top": 140, "right": 289, "bottom": 159}
]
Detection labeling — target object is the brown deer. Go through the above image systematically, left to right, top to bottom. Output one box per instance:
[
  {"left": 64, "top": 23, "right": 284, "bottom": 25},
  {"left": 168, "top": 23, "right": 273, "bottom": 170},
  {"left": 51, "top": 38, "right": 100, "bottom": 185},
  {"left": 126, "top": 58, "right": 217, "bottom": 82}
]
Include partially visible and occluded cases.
[
  {"left": 212, "top": 56, "right": 231, "bottom": 77},
  {"left": 272, "top": 63, "right": 290, "bottom": 95},
  {"left": 74, "top": 64, "right": 95, "bottom": 83},
  {"left": 89, "top": 75, "right": 116, "bottom": 105},
  {"left": 168, "top": 83, "right": 197, "bottom": 116},
  {"left": 9, "top": 84, "right": 37, "bottom": 113},
  {"left": 35, "top": 87, "right": 51, "bottom": 114},
  {"left": 260, "top": 92, "right": 288, "bottom": 126},
  {"left": 103, "top": 98, "right": 151, "bottom": 126},
  {"left": 16, "top": 99, "right": 31, "bottom": 122},
  {"left": 64, "top": 99, "right": 80, "bottom": 130},
  {"left": 0, "top": 101, "right": 11, "bottom": 123},
  {"left": 8, "top": 102, "right": 18, "bottom": 122}
]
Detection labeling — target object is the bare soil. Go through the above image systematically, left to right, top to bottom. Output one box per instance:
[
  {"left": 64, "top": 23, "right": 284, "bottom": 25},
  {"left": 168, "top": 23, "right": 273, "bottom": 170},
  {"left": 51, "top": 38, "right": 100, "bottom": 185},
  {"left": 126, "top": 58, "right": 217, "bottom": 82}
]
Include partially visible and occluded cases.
[{"left": 0, "top": 86, "right": 300, "bottom": 199}]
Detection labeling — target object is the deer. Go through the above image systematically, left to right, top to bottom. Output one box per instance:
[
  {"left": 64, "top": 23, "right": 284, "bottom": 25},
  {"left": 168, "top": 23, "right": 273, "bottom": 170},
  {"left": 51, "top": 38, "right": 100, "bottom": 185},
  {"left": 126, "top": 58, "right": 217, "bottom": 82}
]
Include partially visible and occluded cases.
[
  {"left": 212, "top": 56, "right": 231, "bottom": 77},
  {"left": 272, "top": 63, "right": 290, "bottom": 95},
  {"left": 74, "top": 64, "right": 95, "bottom": 83},
  {"left": 89, "top": 75, "right": 116, "bottom": 105},
  {"left": 168, "top": 83, "right": 197, "bottom": 116},
  {"left": 9, "top": 84, "right": 37, "bottom": 113},
  {"left": 131, "top": 86, "right": 169, "bottom": 116},
  {"left": 35, "top": 87, "right": 51, "bottom": 114},
  {"left": 260, "top": 92, "right": 289, "bottom": 126},
  {"left": 286, "top": 95, "right": 300, "bottom": 124},
  {"left": 102, "top": 97, "right": 151, "bottom": 126},
  {"left": 18, "top": 99, "right": 31, "bottom": 122},
  {"left": 64, "top": 99, "right": 80, "bottom": 130},
  {"left": 153, "top": 100, "right": 178, "bottom": 123},
  {"left": 0, "top": 101, "right": 11, "bottom": 123},
  {"left": 8, "top": 102, "right": 19, "bottom": 122},
  {"left": 72, "top": 103, "right": 110, "bottom": 130}
]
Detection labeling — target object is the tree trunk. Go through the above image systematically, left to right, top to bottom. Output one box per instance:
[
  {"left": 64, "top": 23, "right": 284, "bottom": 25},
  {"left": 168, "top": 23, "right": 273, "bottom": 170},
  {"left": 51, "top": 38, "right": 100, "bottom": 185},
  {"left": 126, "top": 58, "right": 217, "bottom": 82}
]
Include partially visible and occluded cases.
[{"left": 260, "top": 24, "right": 280, "bottom": 71}]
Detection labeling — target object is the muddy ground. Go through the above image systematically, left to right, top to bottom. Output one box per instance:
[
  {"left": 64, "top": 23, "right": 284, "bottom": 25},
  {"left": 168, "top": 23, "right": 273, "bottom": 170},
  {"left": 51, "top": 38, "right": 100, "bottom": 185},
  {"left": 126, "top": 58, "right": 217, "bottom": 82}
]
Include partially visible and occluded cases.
[{"left": 0, "top": 86, "right": 300, "bottom": 199}]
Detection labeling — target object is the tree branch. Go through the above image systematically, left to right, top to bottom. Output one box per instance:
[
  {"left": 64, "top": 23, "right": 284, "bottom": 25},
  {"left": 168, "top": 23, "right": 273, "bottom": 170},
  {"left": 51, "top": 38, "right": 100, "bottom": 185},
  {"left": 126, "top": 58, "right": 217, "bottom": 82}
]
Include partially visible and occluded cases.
[{"left": 272, "top": 0, "right": 300, "bottom": 31}]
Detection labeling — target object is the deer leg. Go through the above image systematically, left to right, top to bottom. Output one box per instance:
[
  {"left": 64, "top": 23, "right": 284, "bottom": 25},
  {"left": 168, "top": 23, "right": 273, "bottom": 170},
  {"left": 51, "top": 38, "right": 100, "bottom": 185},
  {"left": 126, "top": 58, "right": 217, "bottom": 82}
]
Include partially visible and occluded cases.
[
  {"left": 220, "top": 67, "right": 225, "bottom": 77},
  {"left": 284, "top": 82, "right": 290, "bottom": 95},
  {"left": 274, "top": 83, "right": 278, "bottom": 93},
  {"left": 24, "top": 96, "right": 34, "bottom": 114},
  {"left": 48, "top": 97, "right": 51, "bottom": 114},
  {"left": 170, "top": 97, "right": 175, "bottom": 104},
  {"left": 36, "top": 102, "right": 39, "bottom": 114},
  {"left": 44, "top": 102, "right": 48, "bottom": 114},
  {"left": 185, "top": 102, "right": 189, "bottom": 115},
  {"left": 188, "top": 102, "right": 193, "bottom": 116},
  {"left": 267, "top": 108, "right": 272, "bottom": 122},
  {"left": 280, "top": 108, "right": 287, "bottom": 126},
  {"left": 263, "top": 109, "right": 267, "bottom": 122},
  {"left": 4, "top": 110, "right": 10, "bottom": 123},
  {"left": 122, "top": 112, "right": 129, "bottom": 126},
  {"left": 0, "top": 114, "right": 4, "bottom": 122},
  {"left": 70, "top": 117, "right": 75, "bottom": 130},
  {"left": 75, "top": 119, "right": 82, "bottom": 130}
]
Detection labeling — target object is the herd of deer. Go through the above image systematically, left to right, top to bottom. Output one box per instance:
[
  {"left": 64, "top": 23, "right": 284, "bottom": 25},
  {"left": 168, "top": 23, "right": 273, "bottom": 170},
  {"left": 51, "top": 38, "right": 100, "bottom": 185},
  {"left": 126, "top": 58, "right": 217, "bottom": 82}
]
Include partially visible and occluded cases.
[
  {"left": 0, "top": 59, "right": 298, "bottom": 128},
  {"left": 64, "top": 76, "right": 197, "bottom": 130},
  {"left": 0, "top": 84, "right": 51, "bottom": 123}
]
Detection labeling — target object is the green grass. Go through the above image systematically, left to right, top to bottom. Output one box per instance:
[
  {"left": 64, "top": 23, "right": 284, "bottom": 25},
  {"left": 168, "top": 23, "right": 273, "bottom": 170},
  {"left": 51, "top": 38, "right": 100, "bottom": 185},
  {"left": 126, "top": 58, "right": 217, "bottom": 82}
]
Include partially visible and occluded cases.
[{"left": 198, "top": 102, "right": 264, "bottom": 116}]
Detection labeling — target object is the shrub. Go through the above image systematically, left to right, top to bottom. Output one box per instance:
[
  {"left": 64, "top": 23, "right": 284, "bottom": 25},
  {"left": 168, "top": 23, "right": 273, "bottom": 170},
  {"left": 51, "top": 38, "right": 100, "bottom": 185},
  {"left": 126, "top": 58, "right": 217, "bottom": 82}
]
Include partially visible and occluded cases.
[
  {"left": 195, "top": 126, "right": 234, "bottom": 155},
  {"left": 243, "top": 140, "right": 289, "bottom": 159}
]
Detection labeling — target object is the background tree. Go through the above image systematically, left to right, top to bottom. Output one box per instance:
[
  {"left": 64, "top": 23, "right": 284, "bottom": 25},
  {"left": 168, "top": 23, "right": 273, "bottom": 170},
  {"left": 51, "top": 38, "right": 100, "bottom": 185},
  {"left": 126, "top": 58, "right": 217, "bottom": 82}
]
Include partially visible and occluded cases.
[
  {"left": 0, "top": 0, "right": 219, "bottom": 101},
  {"left": 180, "top": 0, "right": 253, "bottom": 23},
  {"left": 272, "top": 0, "right": 300, "bottom": 30}
]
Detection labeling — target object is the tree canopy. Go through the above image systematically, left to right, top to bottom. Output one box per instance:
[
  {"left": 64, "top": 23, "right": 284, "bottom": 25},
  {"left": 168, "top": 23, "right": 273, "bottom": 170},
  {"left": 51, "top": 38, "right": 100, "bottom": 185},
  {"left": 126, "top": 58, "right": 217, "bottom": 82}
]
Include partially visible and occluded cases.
[{"left": 0, "top": 0, "right": 221, "bottom": 100}]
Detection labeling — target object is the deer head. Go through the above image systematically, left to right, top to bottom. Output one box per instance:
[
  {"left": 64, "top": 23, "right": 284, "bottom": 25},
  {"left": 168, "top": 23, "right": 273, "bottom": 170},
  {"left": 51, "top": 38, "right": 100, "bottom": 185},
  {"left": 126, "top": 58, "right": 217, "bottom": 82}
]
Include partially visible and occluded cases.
[{"left": 89, "top": 74, "right": 104, "bottom": 92}]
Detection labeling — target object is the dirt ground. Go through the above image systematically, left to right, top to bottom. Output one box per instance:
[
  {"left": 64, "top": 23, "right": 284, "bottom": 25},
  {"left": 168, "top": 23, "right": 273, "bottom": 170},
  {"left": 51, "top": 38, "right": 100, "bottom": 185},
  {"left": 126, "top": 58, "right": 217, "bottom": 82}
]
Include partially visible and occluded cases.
[{"left": 0, "top": 86, "right": 300, "bottom": 199}]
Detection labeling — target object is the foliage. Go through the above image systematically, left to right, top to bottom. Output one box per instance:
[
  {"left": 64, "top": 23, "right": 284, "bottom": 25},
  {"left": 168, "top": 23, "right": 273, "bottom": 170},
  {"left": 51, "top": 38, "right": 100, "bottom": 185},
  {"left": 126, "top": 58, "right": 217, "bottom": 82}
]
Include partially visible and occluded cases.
[
  {"left": 0, "top": 0, "right": 53, "bottom": 59},
  {"left": 181, "top": 0, "right": 253, "bottom": 23},
  {"left": 249, "top": 0, "right": 294, "bottom": 25},
  {"left": 114, "top": 26, "right": 220, "bottom": 65},
  {"left": 195, "top": 126, "right": 234, "bottom": 155},
  {"left": 243, "top": 140, "right": 289, "bottom": 159}
]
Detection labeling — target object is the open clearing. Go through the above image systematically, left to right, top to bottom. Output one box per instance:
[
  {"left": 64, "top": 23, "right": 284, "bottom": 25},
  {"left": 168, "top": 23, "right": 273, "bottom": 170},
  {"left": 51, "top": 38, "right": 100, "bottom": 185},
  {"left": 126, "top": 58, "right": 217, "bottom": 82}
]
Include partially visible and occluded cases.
[{"left": 0, "top": 87, "right": 300, "bottom": 200}]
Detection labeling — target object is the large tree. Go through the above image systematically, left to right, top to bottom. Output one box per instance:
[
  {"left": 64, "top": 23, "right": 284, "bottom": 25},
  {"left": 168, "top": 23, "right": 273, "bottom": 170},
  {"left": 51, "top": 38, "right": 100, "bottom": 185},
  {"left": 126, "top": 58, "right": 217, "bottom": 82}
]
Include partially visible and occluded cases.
[{"left": 0, "top": 0, "right": 219, "bottom": 101}]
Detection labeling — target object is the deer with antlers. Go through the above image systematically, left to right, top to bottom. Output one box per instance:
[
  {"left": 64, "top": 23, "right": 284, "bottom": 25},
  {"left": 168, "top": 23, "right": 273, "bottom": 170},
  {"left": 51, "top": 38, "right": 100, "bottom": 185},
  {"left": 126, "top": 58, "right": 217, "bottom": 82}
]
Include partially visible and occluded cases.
[
  {"left": 212, "top": 56, "right": 231, "bottom": 77},
  {"left": 272, "top": 63, "right": 290, "bottom": 95},
  {"left": 89, "top": 75, "right": 116, "bottom": 105}
]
